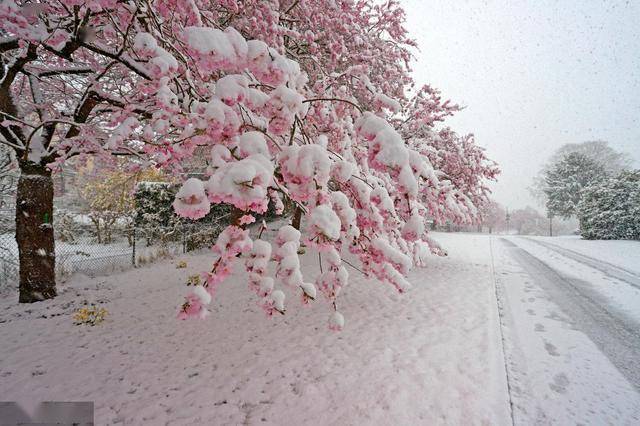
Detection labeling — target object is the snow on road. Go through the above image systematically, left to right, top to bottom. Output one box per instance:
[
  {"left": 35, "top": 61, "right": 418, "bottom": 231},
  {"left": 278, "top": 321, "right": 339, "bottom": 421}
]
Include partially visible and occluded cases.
[
  {"left": 0, "top": 233, "right": 510, "bottom": 425},
  {"left": 527, "top": 235, "right": 640, "bottom": 276},
  {"left": 494, "top": 236, "right": 640, "bottom": 425},
  {"left": 513, "top": 236, "right": 640, "bottom": 332}
]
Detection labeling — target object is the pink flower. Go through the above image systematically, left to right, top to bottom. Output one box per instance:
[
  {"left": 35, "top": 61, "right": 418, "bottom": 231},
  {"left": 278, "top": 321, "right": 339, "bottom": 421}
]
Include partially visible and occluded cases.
[
  {"left": 239, "top": 214, "right": 256, "bottom": 225},
  {"left": 177, "top": 293, "right": 204, "bottom": 320}
]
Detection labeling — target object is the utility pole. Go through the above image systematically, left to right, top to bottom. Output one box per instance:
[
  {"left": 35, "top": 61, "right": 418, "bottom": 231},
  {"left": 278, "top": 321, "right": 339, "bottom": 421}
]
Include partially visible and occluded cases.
[
  {"left": 505, "top": 208, "right": 510, "bottom": 235},
  {"left": 548, "top": 212, "right": 553, "bottom": 237}
]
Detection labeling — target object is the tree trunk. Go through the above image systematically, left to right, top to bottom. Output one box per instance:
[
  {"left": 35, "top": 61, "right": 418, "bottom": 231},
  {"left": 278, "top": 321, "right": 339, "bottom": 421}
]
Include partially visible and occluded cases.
[
  {"left": 16, "top": 161, "right": 56, "bottom": 303},
  {"left": 291, "top": 207, "right": 302, "bottom": 230}
]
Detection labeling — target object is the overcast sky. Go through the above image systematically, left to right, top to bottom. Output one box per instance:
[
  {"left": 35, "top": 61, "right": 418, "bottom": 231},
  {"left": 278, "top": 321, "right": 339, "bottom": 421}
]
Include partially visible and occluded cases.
[{"left": 403, "top": 0, "right": 640, "bottom": 210}]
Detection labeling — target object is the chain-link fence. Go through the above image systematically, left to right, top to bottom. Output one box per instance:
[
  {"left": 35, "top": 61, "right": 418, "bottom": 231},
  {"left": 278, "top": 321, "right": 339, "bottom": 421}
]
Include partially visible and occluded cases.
[{"left": 0, "top": 218, "right": 229, "bottom": 294}]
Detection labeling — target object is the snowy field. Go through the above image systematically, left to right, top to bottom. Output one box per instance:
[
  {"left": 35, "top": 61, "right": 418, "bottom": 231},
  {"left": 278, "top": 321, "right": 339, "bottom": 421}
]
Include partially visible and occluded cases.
[
  {"left": 2, "top": 231, "right": 640, "bottom": 425},
  {"left": 0, "top": 233, "right": 511, "bottom": 425}
]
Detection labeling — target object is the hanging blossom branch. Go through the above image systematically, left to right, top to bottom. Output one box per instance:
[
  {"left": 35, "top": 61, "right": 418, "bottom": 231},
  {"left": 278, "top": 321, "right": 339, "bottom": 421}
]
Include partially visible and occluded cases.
[{"left": 1, "top": 0, "right": 498, "bottom": 331}]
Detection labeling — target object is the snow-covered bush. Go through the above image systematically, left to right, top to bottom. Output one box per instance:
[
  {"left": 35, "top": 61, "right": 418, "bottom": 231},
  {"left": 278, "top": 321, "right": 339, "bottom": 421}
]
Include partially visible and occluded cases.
[
  {"left": 578, "top": 171, "right": 640, "bottom": 240},
  {"left": 135, "top": 181, "right": 232, "bottom": 248},
  {"left": 135, "top": 182, "right": 181, "bottom": 231},
  {"left": 184, "top": 225, "right": 226, "bottom": 252}
]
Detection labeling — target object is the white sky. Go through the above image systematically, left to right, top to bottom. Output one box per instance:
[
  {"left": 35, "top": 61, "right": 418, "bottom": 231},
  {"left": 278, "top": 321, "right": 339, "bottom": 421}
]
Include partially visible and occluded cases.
[{"left": 403, "top": 0, "right": 640, "bottom": 209}]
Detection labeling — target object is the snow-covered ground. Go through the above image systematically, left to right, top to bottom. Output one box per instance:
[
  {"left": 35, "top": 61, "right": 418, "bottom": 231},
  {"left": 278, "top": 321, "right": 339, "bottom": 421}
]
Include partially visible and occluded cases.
[
  {"left": 3, "top": 231, "right": 639, "bottom": 425},
  {"left": 0, "top": 232, "right": 511, "bottom": 425},
  {"left": 527, "top": 235, "right": 640, "bottom": 275},
  {"left": 495, "top": 236, "right": 640, "bottom": 424},
  {"left": 512, "top": 236, "right": 640, "bottom": 327}
]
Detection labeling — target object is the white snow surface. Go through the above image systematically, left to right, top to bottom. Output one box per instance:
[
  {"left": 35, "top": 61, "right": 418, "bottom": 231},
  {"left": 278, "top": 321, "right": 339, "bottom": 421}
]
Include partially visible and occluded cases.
[
  {"left": 0, "top": 233, "right": 510, "bottom": 425},
  {"left": 528, "top": 234, "right": 640, "bottom": 275},
  {"left": 494, "top": 236, "right": 640, "bottom": 424},
  {"left": 513, "top": 236, "right": 640, "bottom": 325}
]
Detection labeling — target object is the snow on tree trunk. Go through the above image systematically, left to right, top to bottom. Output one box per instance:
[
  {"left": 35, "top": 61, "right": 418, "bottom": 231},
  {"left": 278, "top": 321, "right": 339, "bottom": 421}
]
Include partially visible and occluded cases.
[{"left": 16, "top": 160, "right": 56, "bottom": 303}]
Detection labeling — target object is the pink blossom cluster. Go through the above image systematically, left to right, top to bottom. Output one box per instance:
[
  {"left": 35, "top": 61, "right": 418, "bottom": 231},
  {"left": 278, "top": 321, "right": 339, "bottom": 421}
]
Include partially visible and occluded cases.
[
  {"left": 279, "top": 144, "right": 332, "bottom": 204},
  {"left": 206, "top": 154, "right": 274, "bottom": 214},
  {"left": 172, "top": 178, "right": 210, "bottom": 220},
  {"left": 178, "top": 225, "right": 252, "bottom": 320},
  {"left": 274, "top": 226, "right": 304, "bottom": 288},
  {"left": 244, "top": 239, "right": 287, "bottom": 316},
  {"left": 316, "top": 247, "right": 348, "bottom": 304}
]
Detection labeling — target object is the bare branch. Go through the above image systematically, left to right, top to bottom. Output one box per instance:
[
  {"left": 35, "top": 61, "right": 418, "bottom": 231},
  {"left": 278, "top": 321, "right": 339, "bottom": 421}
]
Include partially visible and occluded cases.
[
  {"left": 0, "top": 37, "right": 19, "bottom": 52},
  {"left": 80, "top": 41, "right": 151, "bottom": 80},
  {"left": 302, "top": 97, "right": 363, "bottom": 113}
]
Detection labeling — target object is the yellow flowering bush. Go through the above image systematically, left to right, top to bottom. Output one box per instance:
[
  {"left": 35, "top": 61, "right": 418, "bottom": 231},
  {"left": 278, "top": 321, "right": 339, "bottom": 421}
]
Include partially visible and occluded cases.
[{"left": 73, "top": 306, "right": 108, "bottom": 326}]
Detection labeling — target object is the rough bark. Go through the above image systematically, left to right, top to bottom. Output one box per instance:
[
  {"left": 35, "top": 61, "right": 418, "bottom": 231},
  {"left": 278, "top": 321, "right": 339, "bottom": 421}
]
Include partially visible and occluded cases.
[
  {"left": 16, "top": 161, "right": 56, "bottom": 302},
  {"left": 291, "top": 207, "right": 302, "bottom": 230}
]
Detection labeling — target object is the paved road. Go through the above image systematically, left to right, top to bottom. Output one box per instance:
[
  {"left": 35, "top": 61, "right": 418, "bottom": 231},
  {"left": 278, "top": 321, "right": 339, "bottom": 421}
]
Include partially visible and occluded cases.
[
  {"left": 500, "top": 237, "right": 640, "bottom": 391},
  {"left": 524, "top": 237, "right": 640, "bottom": 290}
]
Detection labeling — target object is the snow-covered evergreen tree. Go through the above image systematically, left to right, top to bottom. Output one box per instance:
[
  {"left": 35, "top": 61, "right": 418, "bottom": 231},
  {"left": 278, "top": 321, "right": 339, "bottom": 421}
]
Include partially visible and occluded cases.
[
  {"left": 530, "top": 141, "right": 631, "bottom": 204},
  {"left": 544, "top": 152, "right": 607, "bottom": 219},
  {"left": 578, "top": 170, "right": 640, "bottom": 240}
]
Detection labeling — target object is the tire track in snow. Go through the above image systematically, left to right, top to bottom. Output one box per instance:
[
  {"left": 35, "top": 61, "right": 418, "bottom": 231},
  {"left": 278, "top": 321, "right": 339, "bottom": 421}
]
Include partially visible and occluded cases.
[
  {"left": 522, "top": 237, "right": 640, "bottom": 290},
  {"left": 501, "top": 238, "right": 640, "bottom": 392}
]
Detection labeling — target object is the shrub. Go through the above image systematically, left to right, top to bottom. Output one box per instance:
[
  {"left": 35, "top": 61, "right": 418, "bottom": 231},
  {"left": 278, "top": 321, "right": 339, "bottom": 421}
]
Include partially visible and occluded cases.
[
  {"left": 578, "top": 170, "right": 640, "bottom": 240},
  {"left": 73, "top": 306, "right": 108, "bottom": 326}
]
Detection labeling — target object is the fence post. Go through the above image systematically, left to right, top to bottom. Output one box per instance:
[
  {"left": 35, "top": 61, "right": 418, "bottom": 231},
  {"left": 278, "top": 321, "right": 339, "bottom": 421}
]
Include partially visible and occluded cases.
[{"left": 132, "top": 226, "right": 136, "bottom": 267}]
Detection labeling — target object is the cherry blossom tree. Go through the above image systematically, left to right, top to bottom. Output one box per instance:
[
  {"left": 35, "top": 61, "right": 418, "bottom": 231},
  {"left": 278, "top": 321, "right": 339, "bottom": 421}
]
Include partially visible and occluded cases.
[{"left": 1, "top": 0, "right": 498, "bottom": 328}]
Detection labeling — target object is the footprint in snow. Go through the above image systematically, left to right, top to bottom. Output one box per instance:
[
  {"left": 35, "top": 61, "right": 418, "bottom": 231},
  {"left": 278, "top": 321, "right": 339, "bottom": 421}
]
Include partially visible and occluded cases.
[
  {"left": 544, "top": 341, "right": 560, "bottom": 357},
  {"left": 549, "top": 373, "right": 570, "bottom": 393}
]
